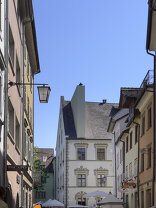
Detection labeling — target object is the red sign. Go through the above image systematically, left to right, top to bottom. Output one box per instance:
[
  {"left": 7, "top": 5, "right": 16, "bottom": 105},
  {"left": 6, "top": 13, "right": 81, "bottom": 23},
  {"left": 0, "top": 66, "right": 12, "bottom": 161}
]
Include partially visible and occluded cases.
[{"left": 122, "top": 182, "right": 136, "bottom": 188}]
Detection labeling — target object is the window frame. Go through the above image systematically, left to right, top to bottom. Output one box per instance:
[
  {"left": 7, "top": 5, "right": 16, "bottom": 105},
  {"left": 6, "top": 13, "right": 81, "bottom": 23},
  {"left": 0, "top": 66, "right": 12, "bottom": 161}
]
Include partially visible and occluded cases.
[
  {"left": 147, "top": 105, "right": 152, "bottom": 130},
  {"left": 141, "top": 113, "right": 145, "bottom": 136},
  {"left": 77, "top": 148, "right": 85, "bottom": 160},
  {"left": 97, "top": 148, "right": 105, "bottom": 161},
  {"left": 77, "top": 174, "right": 86, "bottom": 187}
]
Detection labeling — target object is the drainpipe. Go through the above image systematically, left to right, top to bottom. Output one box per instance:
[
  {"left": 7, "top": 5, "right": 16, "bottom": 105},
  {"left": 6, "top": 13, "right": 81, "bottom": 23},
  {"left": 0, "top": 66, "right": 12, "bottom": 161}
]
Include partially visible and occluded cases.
[
  {"left": 3, "top": 0, "right": 9, "bottom": 188},
  {"left": 21, "top": 22, "right": 25, "bottom": 208},
  {"left": 146, "top": 50, "right": 155, "bottom": 206},
  {"left": 132, "top": 121, "right": 140, "bottom": 208},
  {"left": 112, "top": 132, "right": 117, "bottom": 197},
  {"left": 65, "top": 139, "right": 68, "bottom": 208},
  {"left": 120, "top": 140, "right": 125, "bottom": 204}
]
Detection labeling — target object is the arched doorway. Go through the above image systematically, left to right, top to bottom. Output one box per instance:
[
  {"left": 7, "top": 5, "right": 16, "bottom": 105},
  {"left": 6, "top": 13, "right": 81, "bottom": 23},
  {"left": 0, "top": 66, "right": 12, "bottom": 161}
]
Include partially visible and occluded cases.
[{"left": 75, "top": 192, "right": 87, "bottom": 206}]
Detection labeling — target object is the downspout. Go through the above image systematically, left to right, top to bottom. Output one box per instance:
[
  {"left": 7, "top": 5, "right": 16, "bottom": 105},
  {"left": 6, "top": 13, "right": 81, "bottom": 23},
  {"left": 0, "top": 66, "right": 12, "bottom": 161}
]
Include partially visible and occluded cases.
[
  {"left": 3, "top": 0, "right": 9, "bottom": 188},
  {"left": 21, "top": 22, "right": 25, "bottom": 208},
  {"left": 146, "top": 50, "right": 155, "bottom": 206},
  {"left": 132, "top": 121, "right": 140, "bottom": 208},
  {"left": 112, "top": 132, "right": 117, "bottom": 197},
  {"left": 66, "top": 139, "right": 68, "bottom": 208},
  {"left": 120, "top": 140, "right": 125, "bottom": 203}
]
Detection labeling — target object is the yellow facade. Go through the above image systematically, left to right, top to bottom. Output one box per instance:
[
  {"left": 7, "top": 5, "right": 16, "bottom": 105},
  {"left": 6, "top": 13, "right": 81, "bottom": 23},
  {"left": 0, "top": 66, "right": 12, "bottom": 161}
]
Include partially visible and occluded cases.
[
  {"left": 23, "top": 45, "right": 34, "bottom": 208},
  {"left": 136, "top": 90, "right": 153, "bottom": 208}
]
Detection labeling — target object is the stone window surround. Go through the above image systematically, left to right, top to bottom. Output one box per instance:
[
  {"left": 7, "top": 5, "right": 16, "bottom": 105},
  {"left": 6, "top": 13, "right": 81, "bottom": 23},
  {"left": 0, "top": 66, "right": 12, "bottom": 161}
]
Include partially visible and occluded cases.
[
  {"left": 74, "top": 143, "right": 88, "bottom": 160},
  {"left": 94, "top": 143, "right": 108, "bottom": 160},
  {"left": 74, "top": 166, "right": 89, "bottom": 187},
  {"left": 94, "top": 167, "right": 109, "bottom": 187},
  {"left": 75, "top": 191, "right": 88, "bottom": 205}
]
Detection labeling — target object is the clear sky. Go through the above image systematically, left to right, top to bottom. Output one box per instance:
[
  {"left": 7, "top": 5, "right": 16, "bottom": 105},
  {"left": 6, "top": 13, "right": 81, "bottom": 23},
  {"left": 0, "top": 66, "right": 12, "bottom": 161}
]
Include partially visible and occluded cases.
[{"left": 33, "top": 0, "right": 153, "bottom": 149}]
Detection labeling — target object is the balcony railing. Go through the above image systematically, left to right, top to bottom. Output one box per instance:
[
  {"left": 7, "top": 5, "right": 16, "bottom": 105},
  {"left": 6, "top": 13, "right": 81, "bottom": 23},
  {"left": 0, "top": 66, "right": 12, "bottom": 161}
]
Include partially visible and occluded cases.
[{"left": 140, "top": 70, "right": 154, "bottom": 89}]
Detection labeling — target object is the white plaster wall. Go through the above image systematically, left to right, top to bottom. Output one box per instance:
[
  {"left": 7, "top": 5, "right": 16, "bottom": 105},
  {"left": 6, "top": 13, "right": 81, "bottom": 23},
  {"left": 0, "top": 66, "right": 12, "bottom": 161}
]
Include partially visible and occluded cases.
[
  {"left": 56, "top": 104, "right": 66, "bottom": 203},
  {"left": 67, "top": 140, "right": 113, "bottom": 207},
  {"left": 68, "top": 141, "right": 112, "bottom": 161},
  {"left": 116, "top": 141, "right": 123, "bottom": 199}
]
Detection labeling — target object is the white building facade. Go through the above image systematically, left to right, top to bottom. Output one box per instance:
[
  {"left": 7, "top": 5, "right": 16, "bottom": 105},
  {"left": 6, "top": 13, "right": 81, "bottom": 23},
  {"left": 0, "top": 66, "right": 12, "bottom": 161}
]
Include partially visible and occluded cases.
[
  {"left": 56, "top": 84, "right": 118, "bottom": 207},
  {"left": 108, "top": 108, "right": 129, "bottom": 200}
]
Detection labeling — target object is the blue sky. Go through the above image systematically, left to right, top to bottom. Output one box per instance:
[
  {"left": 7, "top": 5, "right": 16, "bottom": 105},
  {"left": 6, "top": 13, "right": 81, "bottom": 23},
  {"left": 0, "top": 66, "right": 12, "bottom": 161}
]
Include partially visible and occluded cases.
[{"left": 33, "top": 0, "right": 153, "bottom": 149}]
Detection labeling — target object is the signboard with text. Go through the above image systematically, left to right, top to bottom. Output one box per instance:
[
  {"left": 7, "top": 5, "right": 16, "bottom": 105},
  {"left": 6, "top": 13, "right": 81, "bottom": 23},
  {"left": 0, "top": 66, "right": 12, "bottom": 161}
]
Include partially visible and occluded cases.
[
  {"left": 7, "top": 165, "right": 28, "bottom": 172},
  {"left": 122, "top": 182, "right": 136, "bottom": 188}
]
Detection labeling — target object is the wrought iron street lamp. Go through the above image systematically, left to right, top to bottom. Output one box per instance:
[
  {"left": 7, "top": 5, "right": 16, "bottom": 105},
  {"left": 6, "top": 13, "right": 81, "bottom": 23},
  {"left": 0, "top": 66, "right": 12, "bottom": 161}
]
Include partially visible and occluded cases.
[
  {"left": 8, "top": 81, "right": 51, "bottom": 103},
  {"left": 37, "top": 85, "right": 51, "bottom": 103}
]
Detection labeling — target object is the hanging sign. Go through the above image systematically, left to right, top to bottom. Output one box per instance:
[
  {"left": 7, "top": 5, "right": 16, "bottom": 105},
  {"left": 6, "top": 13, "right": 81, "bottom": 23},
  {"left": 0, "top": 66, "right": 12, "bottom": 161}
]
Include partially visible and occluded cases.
[{"left": 7, "top": 165, "right": 28, "bottom": 171}]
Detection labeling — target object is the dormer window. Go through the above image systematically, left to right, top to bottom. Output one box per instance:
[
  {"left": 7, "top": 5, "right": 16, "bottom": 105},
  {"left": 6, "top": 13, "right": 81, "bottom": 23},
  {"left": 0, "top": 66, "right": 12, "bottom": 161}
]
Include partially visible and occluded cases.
[{"left": 43, "top": 156, "right": 47, "bottom": 162}]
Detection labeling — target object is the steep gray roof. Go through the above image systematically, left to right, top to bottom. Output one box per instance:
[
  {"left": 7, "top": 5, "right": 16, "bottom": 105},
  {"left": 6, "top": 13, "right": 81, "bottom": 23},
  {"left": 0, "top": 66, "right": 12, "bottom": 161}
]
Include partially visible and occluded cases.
[
  {"left": 62, "top": 99, "right": 118, "bottom": 139},
  {"left": 62, "top": 100, "right": 77, "bottom": 138},
  {"left": 85, "top": 102, "right": 118, "bottom": 139},
  {"left": 112, "top": 108, "right": 129, "bottom": 121},
  {"left": 36, "top": 148, "right": 54, "bottom": 173}
]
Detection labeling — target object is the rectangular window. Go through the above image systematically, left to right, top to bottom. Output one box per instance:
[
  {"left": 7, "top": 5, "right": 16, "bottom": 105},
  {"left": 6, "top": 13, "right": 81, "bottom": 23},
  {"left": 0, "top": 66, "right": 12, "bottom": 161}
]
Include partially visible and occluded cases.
[
  {"left": 9, "top": 26, "right": 14, "bottom": 66},
  {"left": 27, "top": 55, "right": 30, "bottom": 81},
  {"left": 16, "top": 56, "right": 20, "bottom": 83},
  {"left": 16, "top": 56, "right": 20, "bottom": 93},
  {"left": 8, "top": 99, "right": 14, "bottom": 138},
  {"left": 147, "top": 106, "right": 152, "bottom": 129},
  {"left": 142, "top": 113, "right": 145, "bottom": 136},
  {"left": 16, "top": 117, "right": 20, "bottom": 149},
  {"left": 135, "top": 125, "right": 138, "bottom": 144},
  {"left": 23, "top": 132, "right": 26, "bottom": 157},
  {"left": 130, "top": 132, "right": 132, "bottom": 149},
  {"left": 126, "top": 136, "right": 128, "bottom": 153},
  {"left": 147, "top": 146, "right": 151, "bottom": 169},
  {"left": 120, "top": 147, "right": 123, "bottom": 163},
  {"left": 77, "top": 148, "right": 85, "bottom": 160},
  {"left": 97, "top": 148, "right": 105, "bottom": 160},
  {"left": 141, "top": 151, "right": 144, "bottom": 172},
  {"left": 117, "top": 152, "right": 119, "bottom": 169},
  {"left": 43, "top": 156, "right": 47, "bottom": 162},
  {"left": 134, "top": 158, "right": 138, "bottom": 177},
  {"left": 129, "top": 162, "right": 132, "bottom": 179},
  {"left": 126, "top": 165, "right": 128, "bottom": 180},
  {"left": 77, "top": 174, "right": 86, "bottom": 187},
  {"left": 97, "top": 174, "right": 106, "bottom": 187},
  {"left": 146, "top": 189, "right": 152, "bottom": 208},
  {"left": 35, "top": 191, "right": 46, "bottom": 199},
  {"left": 141, "top": 191, "right": 144, "bottom": 208},
  {"left": 126, "top": 195, "right": 129, "bottom": 208}
]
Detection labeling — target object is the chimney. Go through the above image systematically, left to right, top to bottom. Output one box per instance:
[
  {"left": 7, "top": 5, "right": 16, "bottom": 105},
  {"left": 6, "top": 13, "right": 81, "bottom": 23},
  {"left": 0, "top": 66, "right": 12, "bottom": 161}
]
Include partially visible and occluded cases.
[
  {"left": 71, "top": 84, "right": 85, "bottom": 138},
  {"left": 102, "top": 99, "right": 107, "bottom": 104}
]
